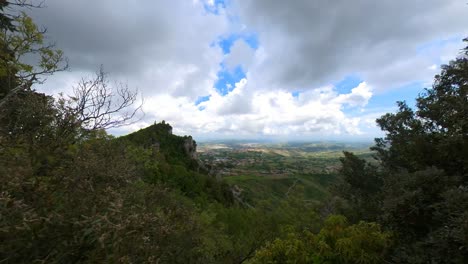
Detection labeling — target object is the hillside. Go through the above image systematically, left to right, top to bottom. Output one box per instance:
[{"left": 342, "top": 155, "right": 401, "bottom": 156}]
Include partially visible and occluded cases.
[
  {"left": 119, "top": 121, "right": 233, "bottom": 205},
  {"left": 122, "top": 121, "right": 200, "bottom": 169}
]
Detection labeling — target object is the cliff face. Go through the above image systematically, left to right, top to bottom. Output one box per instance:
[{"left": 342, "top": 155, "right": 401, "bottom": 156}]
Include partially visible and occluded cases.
[{"left": 183, "top": 136, "right": 197, "bottom": 159}]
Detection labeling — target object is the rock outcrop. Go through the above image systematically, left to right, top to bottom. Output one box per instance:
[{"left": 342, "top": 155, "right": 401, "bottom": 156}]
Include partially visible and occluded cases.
[{"left": 183, "top": 136, "right": 197, "bottom": 159}]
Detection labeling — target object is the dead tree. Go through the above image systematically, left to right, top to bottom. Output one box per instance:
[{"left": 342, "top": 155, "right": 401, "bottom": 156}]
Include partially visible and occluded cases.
[{"left": 66, "top": 66, "right": 144, "bottom": 130}]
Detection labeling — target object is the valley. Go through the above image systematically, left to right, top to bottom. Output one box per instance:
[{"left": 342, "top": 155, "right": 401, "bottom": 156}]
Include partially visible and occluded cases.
[{"left": 198, "top": 141, "right": 373, "bottom": 204}]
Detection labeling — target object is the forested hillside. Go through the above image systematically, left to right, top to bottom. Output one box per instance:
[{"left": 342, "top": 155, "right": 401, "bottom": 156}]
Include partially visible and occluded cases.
[{"left": 1, "top": 2, "right": 467, "bottom": 263}]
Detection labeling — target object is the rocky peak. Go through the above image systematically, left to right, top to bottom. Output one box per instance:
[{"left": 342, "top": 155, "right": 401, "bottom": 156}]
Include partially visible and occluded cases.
[{"left": 183, "top": 136, "right": 197, "bottom": 159}]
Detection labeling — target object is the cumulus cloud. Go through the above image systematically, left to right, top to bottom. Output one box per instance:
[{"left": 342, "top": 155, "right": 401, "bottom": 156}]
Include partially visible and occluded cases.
[
  {"left": 26, "top": 0, "right": 468, "bottom": 139},
  {"left": 31, "top": 0, "right": 227, "bottom": 99},
  {"left": 234, "top": 0, "right": 468, "bottom": 90},
  {"left": 224, "top": 39, "right": 255, "bottom": 71},
  {"left": 133, "top": 78, "right": 373, "bottom": 139},
  {"left": 333, "top": 82, "right": 372, "bottom": 107}
]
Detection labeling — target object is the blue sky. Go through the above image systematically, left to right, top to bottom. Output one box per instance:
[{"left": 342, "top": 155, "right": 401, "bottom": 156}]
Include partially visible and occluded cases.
[
  {"left": 33, "top": 0, "right": 468, "bottom": 140},
  {"left": 214, "top": 32, "right": 258, "bottom": 96}
]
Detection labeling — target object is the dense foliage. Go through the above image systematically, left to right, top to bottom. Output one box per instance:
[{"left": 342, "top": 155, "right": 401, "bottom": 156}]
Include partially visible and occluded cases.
[
  {"left": 1, "top": 3, "right": 467, "bottom": 263},
  {"left": 0, "top": 7, "right": 323, "bottom": 263},
  {"left": 332, "top": 38, "right": 468, "bottom": 263},
  {"left": 252, "top": 215, "right": 391, "bottom": 264}
]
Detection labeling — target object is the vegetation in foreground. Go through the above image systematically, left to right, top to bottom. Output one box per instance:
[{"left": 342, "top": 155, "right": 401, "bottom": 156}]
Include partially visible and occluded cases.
[{"left": 1, "top": 3, "right": 467, "bottom": 263}]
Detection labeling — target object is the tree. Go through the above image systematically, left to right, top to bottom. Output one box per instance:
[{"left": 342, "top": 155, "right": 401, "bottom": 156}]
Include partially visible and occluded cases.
[
  {"left": 1, "top": 1, "right": 45, "bottom": 32},
  {"left": 0, "top": 10, "right": 142, "bottom": 143},
  {"left": 0, "top": 10, "right": 194, "bottom": 262},
  {"left": 0, "top": 12, "right": 67, "bottom": 100},
  {"left": 336, "top": 37, "right": 468, "bottom": 262},
  {"left": 372, "top": 38, "right": 468, "bottom": 177},
  {"left": 62, "top": 66, "right": 143, "bottom": 131},
  {"left": 331, "top": 151, "right": 383, "bottom": 222},
  {"left": 379, "top": 168, "right": 468, "bottom": 263},
  {"left": 251, "top": 215, "right": 392, "bottom": 264}
]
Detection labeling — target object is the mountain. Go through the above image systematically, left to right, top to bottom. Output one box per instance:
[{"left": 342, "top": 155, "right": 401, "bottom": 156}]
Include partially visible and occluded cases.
[
  {"left": 119, "top": 121, "right": 233, "bottom": 205},
  {"left": 121, "top": 121, "right": 201, "bottom": 170}
]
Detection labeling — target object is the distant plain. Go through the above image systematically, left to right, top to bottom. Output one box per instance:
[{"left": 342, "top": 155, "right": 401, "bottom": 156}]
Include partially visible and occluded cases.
[{"left": 198, "top": 141, "right": 374, "bottom": 204}]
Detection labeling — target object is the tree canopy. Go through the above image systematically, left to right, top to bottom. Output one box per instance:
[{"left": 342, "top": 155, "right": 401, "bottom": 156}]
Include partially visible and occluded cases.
[{"left": 333, "top": 38, "right": 468, "bottom": 263}]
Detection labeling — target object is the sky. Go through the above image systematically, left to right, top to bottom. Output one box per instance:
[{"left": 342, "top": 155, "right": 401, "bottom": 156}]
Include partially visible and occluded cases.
[{"left": 28, "top": 0, "right": 468, "bottom": 141}]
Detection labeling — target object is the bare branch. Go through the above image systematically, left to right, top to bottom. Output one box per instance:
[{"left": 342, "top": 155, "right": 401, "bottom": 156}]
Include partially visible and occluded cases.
[
  {"left": 6, "top": 0, "right": 45, "bottom": 9},
  {"left": 66, "top": 66, "right": 144, "bottom": 130}
]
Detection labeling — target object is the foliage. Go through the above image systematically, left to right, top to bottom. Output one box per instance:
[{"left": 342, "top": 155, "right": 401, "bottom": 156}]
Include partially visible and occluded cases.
[
  {"left": 2, "top": 3, "right": 468, "bottom": 263},
  {"left": 0, "top": 9, "right": 224, "bottom": 263},
  {"left": 0, "top": 11, "right": 67, "bottom": 99},
  {"left": 332, "top": 38, "right": 468, "bottom": 263},
  {"left": 372, "top": 39, "right": 467, "bottom": 176},
  {"left": 121, "top": 121, "right": 234, "bottom": 205},
  {"left": 0, "top": 137, "right": 210, "bottom": 263},
  {"left": 331, "top": 151, "right": 383, "bottom": 222},
  {"left": 381, "top": 168, "right": 468, "bottom": 263},
  {"left": 251, "top": 215, "right": 392, "bottom": 264}
]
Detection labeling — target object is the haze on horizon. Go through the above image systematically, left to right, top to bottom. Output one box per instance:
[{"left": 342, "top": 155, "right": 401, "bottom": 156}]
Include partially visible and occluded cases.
[{"left": 30, "top": 0, "right": 468, "bottom": 141}]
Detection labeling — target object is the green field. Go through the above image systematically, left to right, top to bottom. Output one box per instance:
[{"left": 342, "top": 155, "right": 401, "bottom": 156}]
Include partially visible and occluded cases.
[{"left": 199, "top": 141, "right": 373, "bottom": 204}]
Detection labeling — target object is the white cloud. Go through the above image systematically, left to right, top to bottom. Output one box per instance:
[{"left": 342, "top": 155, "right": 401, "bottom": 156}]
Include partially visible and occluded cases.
[
  {"left": 27, "top": 0, "right": 467, "bottom": 140},
  {"left": 32, "top": 0, "right": 228, "bottom": 101},
  {"left": 233, "top": 0, "right": 468, "bottom": 91},
  {"left": 224, "top": 39, "right": 255, "bottom": 71},
  {"left": 124, "top": 79, "right": 375, "bottom": 139},
  {"left": 333, "top": 82, "right": 372, "bottom": 107}
]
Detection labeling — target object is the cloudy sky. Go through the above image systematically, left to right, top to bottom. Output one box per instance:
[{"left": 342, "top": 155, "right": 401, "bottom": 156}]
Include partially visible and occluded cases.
[{"left": 29, "top": 0, "right": 468, "bottom": 141}]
